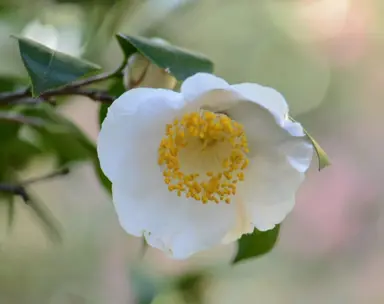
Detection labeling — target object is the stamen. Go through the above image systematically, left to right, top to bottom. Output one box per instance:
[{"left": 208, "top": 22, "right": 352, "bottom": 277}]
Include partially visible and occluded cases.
[{"left": 157, "top": 110, "right": 249, "bottom": 204}]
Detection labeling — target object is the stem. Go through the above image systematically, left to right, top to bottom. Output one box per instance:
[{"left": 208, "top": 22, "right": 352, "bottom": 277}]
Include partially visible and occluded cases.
[
  {"left": 0, "top": 58, "right": 127, "bottom": 106},
  {"left": 67, "top": 59, "right": 127, "bottom": 89},
  {"left": 126, "top": 60, "right": 150, "bottom": 89},
  {"left": 0, "top": 87, "right": 30, "bottom": 103},
  {"left": 43, "top": 88, "right": 116, "bottom": 104},
  {"left": 9, "top": 97, "right": 46, "bottom": 105},
  {"left": 0, "top": 111, "right": 47, "bottom": 126},
  {"left": 0, "top": 167, "right": 70, "bottom": 203},
  {"left": 21, "top": 167, "right": 70, "bottom": 186},
  {"left": 0, "top": 168, "right": 66, "bottom": 242},
  {"left": 0, "top": 183, "right": 29, "bottom": 203},
  {"left": 138, "top": 237, "right": 148, "bottom": 260}
]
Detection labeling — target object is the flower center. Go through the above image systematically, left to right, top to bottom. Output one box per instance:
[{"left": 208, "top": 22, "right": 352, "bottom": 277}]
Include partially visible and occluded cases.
[{"left": 158, "top": 111, "right": 249, "bottom": 204}]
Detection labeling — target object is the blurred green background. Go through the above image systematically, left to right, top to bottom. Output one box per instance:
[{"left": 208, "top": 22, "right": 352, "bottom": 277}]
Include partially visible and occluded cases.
[{"left": 1, "top": 0, "right": 384, "bottom": 303}]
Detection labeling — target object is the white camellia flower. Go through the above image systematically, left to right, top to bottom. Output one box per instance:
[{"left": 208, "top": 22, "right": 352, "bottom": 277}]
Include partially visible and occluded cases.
[{"left": 98, "top": 73, "right": 313, "bottom": 259}]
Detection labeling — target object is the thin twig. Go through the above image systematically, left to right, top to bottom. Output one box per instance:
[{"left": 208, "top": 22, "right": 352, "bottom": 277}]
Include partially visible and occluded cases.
[
  {"left": 0, "top": 58, "right": 127, "bottom": 105},
  {"left": 67, "top": 59, "right": 127, "bottom": 89},
  {"left": 125, "top": 60, "right": 150, "bottom": 89},
  {"left": 0, "top": 87, "right": 30, "bottom": 103},
  {"left": 0, "top": 87, "right": 115, "bottom": 106},
  {"left": 43, "top": 88, "right": 116, "bottom": 104},
  {"left": 9, "top": 97, "right": 46, "bottom": 105},
  {"left": 0, "top": 111, "right": 47, "bottom": 126},
  {"left": 0, "top": 167, "right": 70, "bottom": 204},
  {"left": 21, "top": 167, "right": 70, "bottom": 186},
  {"left": 0, "top": 169, "right": 66, "bottom": 242},
  {"left": 0, "top": 182, "right": 62, "bottom": 242},
  {"left": 0, "top": 183, "right": 29, "bottom": 203},
  {"left": 138, "top": 237, "right": 148, "bottom": 260}
]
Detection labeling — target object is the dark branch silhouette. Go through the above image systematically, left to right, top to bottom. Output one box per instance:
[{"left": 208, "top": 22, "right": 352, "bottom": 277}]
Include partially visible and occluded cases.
[{"left": 0, "top": 167, "right": 70, "bottom": 204}]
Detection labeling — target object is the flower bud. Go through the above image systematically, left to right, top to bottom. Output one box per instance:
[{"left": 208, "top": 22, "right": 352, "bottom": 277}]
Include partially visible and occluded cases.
[{"left": 123, "top": 38, "right": 177, "bottom": 90}]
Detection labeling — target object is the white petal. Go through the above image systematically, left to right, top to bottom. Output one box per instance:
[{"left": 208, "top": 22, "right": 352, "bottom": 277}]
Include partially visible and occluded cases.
[
  {"left": 180, "top": 73, "right": 230, "bottom": 102},
  {"left": 231, "top": 83, "right": 288, "bottom": 120},
  {"left": 97, "top": 88, "right": 184, "bottom": 183},
  {"left": 226, "top": 98, "right": 313, "bottom": 170},
  {"left": 225, "top": 100, "right": 292, "bottom": 158},
  {"left": 279, "top": 120, "right": 313, "bottom": 172},
  {"left": 282, "top": 120, "right": 306, "bottom": 137},
  {"left": 281, "top": 140, "right": 313, "bottom": 173},
  {"left": 241, "top": 153, "right": 305, "bottom": 231},
  {"left": 112, "top": 181, "right": 236, "bottom": 259},
  {"left": 222, "top": 195, "right": 254, "bottom": 244},
  {"left": 249, "top": 198, "right": 295, "bottom": 231}
]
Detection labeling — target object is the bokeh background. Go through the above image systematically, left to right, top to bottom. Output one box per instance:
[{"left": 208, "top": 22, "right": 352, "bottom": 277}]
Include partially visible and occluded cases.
[{"left": 1, "top": 0, "right": 384, "bottom": 303}]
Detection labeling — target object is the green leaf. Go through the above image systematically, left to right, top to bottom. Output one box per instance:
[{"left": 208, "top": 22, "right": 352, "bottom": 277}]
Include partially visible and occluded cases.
[
  {"left": 116, "top": 34, "right": 214, "bottom": 80},
  {"left": 14, "top": 36, "right": 101, "bottom": 96},
  {"left": 0, "top": 75, "right": 25, "bottom": 92},
  {"left": 0, "top": 77, "right": 30, "bottom": 146},
  {"left": 21, "top": 103, "right": 97, "bottom": 165},
  {"left": 99, "top": 103, "right": 109, "bottom": 126},
  {"left": 0, "top": 108, "right": 63, "bottom": 241},
  {"left": 0, "top": 111, "right": 42, "bottom": 176},
  {"left": 289, "top": 116, "right": 330, "bottom": 170},
  {"left": 0, "top": 117, "right": 21, "bottom": 144},
  {"left": 305, "top": 131, "right": 330, "bottom": 171},
  {"left": 1, "top": 138, "right": 42, "bottom": 170},
  {"left": 0, "top": 180, "right": 61, "bottom": 242},
  {"left": 27, "top": 192, "right": 62, "bottom": 243},
  {"left": 5, "top": 195, "right": 15, "bottom": 233},
  {"left": 233, "top": 226, "right": 280, "bottom": 264},
  {"left": 130, "top": 269, "right": 159, "bottom": 304},
  {"left": 175, "top": 272, "right": 207, "bottom": 304}
]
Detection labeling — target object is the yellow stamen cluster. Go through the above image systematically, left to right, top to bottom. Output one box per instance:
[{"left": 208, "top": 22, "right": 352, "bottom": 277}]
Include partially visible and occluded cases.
[{"left": 158, "top": 111, "right": 249, "bottom": 204}]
